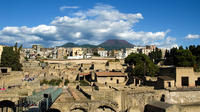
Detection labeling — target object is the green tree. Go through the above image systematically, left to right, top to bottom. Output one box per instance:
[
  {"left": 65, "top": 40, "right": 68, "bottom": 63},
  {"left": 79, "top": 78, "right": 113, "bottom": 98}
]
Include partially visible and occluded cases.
[
  {"left": 0, "top": 43, "right": 23, "bottom": 71},
  {"left": 165, "top": 45, "right": 200, "bottom": 71},
  {"left": 188, "top": 45, "right": 200, "bottom": 71},
  {"left": 179, "top": 46, "right": 184, "bottom": 50},
  {"left": 149, "top": 47, "right": 162, "bottom": 64},
  {"left": 164, "top": 47, "right": 178, "bottom": 65},
  {"left": 164, "top": 47, "right": 196, "bottom": 67},
  {"left": 174, "top": 49, "right": 196, "bottom": 67},
  {"left": 93, "top": 52, "right": 100, "bottom": 56},
  {"left": 125, "top": 53, "right": 159, "bottom": 77},
  {"left": 196, "top": 56, "right": 200, "bottom": 72},
  {"left": 64, "top": 79, "right": 69, "bottom": 86}
]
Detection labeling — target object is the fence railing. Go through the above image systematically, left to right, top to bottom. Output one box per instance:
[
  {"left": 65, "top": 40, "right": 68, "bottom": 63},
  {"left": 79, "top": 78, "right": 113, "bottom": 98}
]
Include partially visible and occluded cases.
[{"left": 15, "top": 87, "right": 62, "bottom": 112}]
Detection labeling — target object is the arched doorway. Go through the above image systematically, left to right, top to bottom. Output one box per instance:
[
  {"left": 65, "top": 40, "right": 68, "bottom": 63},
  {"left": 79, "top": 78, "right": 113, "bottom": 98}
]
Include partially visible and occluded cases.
[{"left": 0, "top": 100, "right": 16, "bottom": 112}]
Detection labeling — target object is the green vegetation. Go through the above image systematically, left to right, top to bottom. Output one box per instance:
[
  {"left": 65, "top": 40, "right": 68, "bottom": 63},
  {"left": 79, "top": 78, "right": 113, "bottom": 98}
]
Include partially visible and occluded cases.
[
  {"left": 0, "top": 43, "right": 23, "bottom": 71},
  {"left": 189, "top": 45, "right": 200, "bottom": 72},
  {"left": 164, "top": 47, "right": 196, "bottom": 66},
  {"left": 148, "top": 48, "right": 162, "bottom": 64},
  {"left": 175, "top": 49, "right": 196, "bottom": 67},
  {"left": 93, "top": 52, "right": 100, "bottom": 56},
  {"left": 125, "top": 53, "right": 159, "bottom": 77},
  {"left": 64, "top": 56, "right": 68, "bottom": 59},
  {"left": 24, "top": 57, "right": 29, "bottom": 61},
  {"left": 106, "top": 59, "right": 120, "bottom": 66},
  {"left": 107, "top": 59, "right": 120, "bottom": 62},
  {"left": 40, "top": 79, "right": 62, "bottom": 86},
  {"left": 40, "top": 79, "right": 49, "bottom": 86},
  {"left": 49, "top": 79, "right": 62, "bottom": 86},
  {"left": 64, "top": 79, "right": 69, "bottom": 86},
  {"left": 79, "top": 80, "right": 90, "bottom": 86}
]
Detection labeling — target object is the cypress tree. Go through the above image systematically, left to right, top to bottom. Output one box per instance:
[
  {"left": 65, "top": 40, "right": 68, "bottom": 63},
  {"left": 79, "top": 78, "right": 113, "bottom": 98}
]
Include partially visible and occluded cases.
[{"left": 0, "top": 43, "right": 23, "bottom": 71}]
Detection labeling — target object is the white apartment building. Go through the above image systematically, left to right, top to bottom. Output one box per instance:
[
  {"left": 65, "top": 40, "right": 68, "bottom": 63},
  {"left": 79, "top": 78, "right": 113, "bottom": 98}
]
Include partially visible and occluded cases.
[
  {"left": 126, "top": 45, "right": 156, "bottom": 57},
  {"left": 98, "top": 50, "right": 108, "bottom": 57}
]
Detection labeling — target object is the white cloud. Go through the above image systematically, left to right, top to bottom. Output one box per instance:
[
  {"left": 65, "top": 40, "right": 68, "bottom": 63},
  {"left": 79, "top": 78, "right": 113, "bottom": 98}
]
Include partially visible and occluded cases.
[
  {"left": 0, "top": 4, "right": 177, "bottom": 48},
  {"left": 60, "top": 6, "right": 79, "bottom": 11},
  {"left": 70, "top": 32, "right": 81, "bottom": 38},
  {"left": 185, "top": 34, "right": 200, "bottom": 39},
  {"left": 150, "top": 37, "right": 178, "bottom": 49}
]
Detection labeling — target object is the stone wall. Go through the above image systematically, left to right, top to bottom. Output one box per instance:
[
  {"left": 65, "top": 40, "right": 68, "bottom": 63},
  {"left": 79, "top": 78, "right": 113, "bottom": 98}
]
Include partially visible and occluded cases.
[
  {"left": 44, "top": 59, "right": 111, "bottom": 64},
  {"left": 108, "top": 62, "right": 123, "bottom": 71},
  {"left": 49, "top": 63, "right": 66, "bottom": 69},
  {"left": 93, "top": 63, "right": 106, "bottom": 70},
  {"left": 0, "top": 72, "right": 24, "bottom": 87},
  {"left": 97, "top": 77, "right": 126, "bottom": 84},
  {"left": 166, "top": 91, "right": 200, "bottom": 104}
]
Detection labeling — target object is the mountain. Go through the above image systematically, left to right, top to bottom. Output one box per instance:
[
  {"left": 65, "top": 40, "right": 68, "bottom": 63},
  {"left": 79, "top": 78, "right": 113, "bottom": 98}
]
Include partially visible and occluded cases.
[
  {"left": 61, "top": 39, "right": 133, "bottom": 50},
  {"left": 98, "top": 39, "right": 133, "bottom": 50},
  {"left": 61, "top": 43, "right": 97, "bottom": 48},
  {"left": 61, "top": 43, "right": 79, "bottom": 47},
  {"left": 80, "top": 44, "right": 97, "bottom": 48}
]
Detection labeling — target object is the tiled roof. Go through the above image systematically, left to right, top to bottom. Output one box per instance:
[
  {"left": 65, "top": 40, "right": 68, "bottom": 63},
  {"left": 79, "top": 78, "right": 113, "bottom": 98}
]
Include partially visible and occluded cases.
[{"left": 96, "top": 72, "right": 126, "bottom": 77}]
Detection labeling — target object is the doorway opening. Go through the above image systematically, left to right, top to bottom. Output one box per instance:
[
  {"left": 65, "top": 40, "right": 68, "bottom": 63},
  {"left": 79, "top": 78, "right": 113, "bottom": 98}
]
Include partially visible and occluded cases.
[{"left": 181, "top": 77, "right": 189, "bottom": 86}]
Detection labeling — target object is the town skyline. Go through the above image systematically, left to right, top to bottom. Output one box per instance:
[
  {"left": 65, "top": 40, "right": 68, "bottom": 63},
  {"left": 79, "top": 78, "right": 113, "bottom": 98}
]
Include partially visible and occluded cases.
[{"left": 0, "top": 0, "right": 200, "bottom": 48}]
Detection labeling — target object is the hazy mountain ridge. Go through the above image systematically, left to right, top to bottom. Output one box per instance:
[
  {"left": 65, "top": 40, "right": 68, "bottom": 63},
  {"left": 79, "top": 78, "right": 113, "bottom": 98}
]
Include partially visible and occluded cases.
[
  {"left": 61, "top": 39, "right": 133, "bottom": 50},
  {"left": 98, "top": 39, "right": 133, "bottom": 50}
]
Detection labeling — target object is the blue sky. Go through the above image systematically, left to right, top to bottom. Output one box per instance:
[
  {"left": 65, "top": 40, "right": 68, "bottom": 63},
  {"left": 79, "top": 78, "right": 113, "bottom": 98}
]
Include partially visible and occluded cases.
[{"left": 0, "top": 0, "right": 200, "bottom": 48}]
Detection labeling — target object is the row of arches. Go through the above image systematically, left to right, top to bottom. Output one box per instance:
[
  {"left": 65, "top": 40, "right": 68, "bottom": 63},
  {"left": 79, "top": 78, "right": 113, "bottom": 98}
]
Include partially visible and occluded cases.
[{"left": 0, "top": 100, "right": 117, "bottom": 112}]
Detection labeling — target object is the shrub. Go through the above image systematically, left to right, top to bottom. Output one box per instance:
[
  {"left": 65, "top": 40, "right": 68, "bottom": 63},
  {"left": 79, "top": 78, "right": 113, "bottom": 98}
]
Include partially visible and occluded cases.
[
  {"left": 40, "top": 79, "right": 48, "bottom": 86},
  {"left": 40, "top": 79, "right": 62, "bottom": 86},
  {"left": 48, "top": 79, "right": 62, "bottom": 86},
  {"left": 64, "top": 79, "right": 69, "bottom": 86},
  {"left": 79, "top": 80, "right": 90, "bottom": 86}
]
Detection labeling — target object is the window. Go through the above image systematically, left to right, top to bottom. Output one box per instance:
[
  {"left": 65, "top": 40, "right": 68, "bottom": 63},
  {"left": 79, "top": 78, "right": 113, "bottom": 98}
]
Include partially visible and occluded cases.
[
  {"left": 110, "top": 78, "right": 113, "bottom": 80},
  {"left": 116, "top": 79, "right": 119, "bottom": 84}
]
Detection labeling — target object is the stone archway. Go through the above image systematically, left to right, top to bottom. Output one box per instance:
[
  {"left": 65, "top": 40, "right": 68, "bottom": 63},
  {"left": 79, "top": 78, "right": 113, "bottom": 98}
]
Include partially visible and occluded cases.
[
  {"left": 0, "top": 100, "right": 16, "bottom": 112},
  {"left": 96, "top": 105, "right": 116, "bottom": 112}
]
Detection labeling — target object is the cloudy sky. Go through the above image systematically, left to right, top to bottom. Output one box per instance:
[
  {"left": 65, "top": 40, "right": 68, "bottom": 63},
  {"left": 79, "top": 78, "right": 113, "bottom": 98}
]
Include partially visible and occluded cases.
[{"left": 0, "top": 0, "right": 200, "bottom": 48}]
